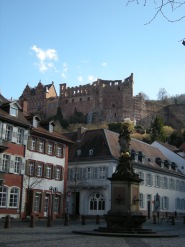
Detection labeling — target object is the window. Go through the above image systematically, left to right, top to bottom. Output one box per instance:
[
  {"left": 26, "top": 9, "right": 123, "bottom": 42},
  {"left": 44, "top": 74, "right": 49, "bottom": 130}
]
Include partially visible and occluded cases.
[
  {"left": 10, "top": 106, "right": 18, "bottom": 117},
  {"left": 49, "top": 123, "right": 54, "bottom": 133},
  {"left": 5, "top": 125, "right": 13, "bottom": 141},
  {"left": 17, "top": 128, "right": 24, "bottom": 144},
  {"left": 30, "top": 138, "right": 36, "bottom": 151},
  {"left": 38, "top": 139, "right": 44, "bottom": 153},
  {"left": 47, "top": 142, "right": 53, "bottom": 155},
  {"left": 56, "top": 145, "right": 63, "bottom": 157},
  {"left": 2, "top": 154, "right": 10, "bottom": 171},
  {"left": 14, "top": 157, "right": 21, "bottom": 173},
  {"left": 29, "top": 161, "right": 35, "bottom": 176},
  {"left": 37, "top": 164, "right": 43, "bottom": 177},
  {"left": 46, "top": 165, "right": 52, "bottom": 178},
  {"left": 56, "top": 167, "right": 61, "bottom": 180},
  {"left": 87, "top": 167, "right": 93, "bottom": 179},
  {"left": 98, "top": 167, "right": 108, "bottom": 179},
  {"left": 138, "top": 171, "right": 144, "bottom": 185},
  {"left": 146, "top": 173, "right": 153, "bottom": 187},
  {"left": 154, "top": 175, "right": 161, "bottom": 187},
  {"left": 162, "top": 177, "right": 168, "bottom": 189},
  {"left": 169, "top": 178, "right": 175, "bottom": 190},
  {"left": 176, "top": 180, "right": 180, "bottom": 191},
  {"left": 0, "top": 186, "right": 7, "bottom": 207},
  {"left": 9, "top": 188, "right": 19, "bottom": 207},
  {"left": 34, "top": 193, "right": 41, "bottom": 212},
  {"left": 89, "top": 193, "right": 105, "bottom": 211},
  {"left": 139, "top": 193, "right": 144, "bottom": 208},
  {"left": 53, "top": 196, "right": 60, "bottom": 213},
  {"left": 162, "top": 196, "right": 169, "bottom": 210},
  {"left": 176, "top": 198, "right": 181, "bottom": 209},
  {"left": 181, "top": 199, "right": 185, "bottom": 210}
]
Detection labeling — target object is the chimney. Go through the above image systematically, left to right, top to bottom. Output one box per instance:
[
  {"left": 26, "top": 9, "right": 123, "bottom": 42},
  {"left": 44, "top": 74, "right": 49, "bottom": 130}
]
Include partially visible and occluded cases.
[{"left": 21, "top": 99, "right": 28, "bottom": 115}]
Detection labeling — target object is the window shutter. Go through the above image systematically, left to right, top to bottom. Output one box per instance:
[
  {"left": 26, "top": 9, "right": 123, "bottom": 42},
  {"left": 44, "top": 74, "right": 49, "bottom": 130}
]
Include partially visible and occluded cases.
[
  {"left": 2, "top": 123, "right": 7, "bottom": 140},
  {"left": 12, "top": 126, "right": 17, "bottom": 143},
  {"left": 23, "top": 130, "right": 28, "bottom": 145},
  {"left": 27, "top": 136, "right": 32, "bottom": 150},
  {"left": 36, "top": 138, "right": 39, "bottom": 152},
  {"left": 54, "top": 143, "right": 57, "bottom": 156},
  {"left": 0, "top": 153, "right": 2, "bottom": 171},
  {"left": 9, "top": 155, "right": 15, "bottom": 173},
  {"left": 21, "top": 158, "right": 25, "bottom": 174},
  {"left": 25, "top": 160, "right": 29, "bottom": 175},
  {"left": 35, "top": 162, "right": 38, "bottom": 176},
  {"left": 52, "top": 165, "right": 55, "bottom": 179},
  {"left": 105, "top": 166, "right": 108, "bottom": 178},
  {"left": 61, "top": 167, "right": 64, "bottom": 180},
  {"left": 93, "top": 167, "right": 98, "bottom": 179},
  {"left": 151, "top": 175, "right": 153, "bottom": 186},
  {"left": 158, "top": 176, "right": 161, "bottom": 188}
]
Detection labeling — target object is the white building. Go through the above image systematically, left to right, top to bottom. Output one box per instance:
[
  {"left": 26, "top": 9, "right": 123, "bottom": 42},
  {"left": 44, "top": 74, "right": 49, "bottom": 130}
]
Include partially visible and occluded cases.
[{"left": 65, "top": 128, "right": 185, "bottom": 218}]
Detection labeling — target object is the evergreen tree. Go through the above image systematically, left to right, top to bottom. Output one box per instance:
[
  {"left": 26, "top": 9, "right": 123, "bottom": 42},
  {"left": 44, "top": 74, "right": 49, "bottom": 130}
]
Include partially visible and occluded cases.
[{"left": 150, "top": 115, "right": 166, "bottom": 143}]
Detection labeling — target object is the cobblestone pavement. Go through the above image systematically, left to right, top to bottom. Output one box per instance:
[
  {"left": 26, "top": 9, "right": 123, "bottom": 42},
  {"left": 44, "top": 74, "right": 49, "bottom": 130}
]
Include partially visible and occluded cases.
[{"left": 0, "top": 218, "right": 185, "bottom": 247}]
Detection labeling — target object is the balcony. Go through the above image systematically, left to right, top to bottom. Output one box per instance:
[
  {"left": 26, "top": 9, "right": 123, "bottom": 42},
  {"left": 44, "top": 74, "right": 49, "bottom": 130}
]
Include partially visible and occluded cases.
[
  {"left": 0, "top": 139, "right": 8, "bottom": 153},
  {"left": 68, "top": 179, "right": 109, "bottom": 190}
]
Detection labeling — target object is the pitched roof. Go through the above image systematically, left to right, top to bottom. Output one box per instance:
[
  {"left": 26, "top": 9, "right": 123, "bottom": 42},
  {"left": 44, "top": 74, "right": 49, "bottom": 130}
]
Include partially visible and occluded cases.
[{"left": 0, "top": 101, "right": 31, "bottom": 127}]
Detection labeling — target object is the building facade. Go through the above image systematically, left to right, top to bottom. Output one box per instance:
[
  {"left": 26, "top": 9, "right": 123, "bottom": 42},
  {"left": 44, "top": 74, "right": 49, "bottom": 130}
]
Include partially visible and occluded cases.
[
  {"left": 20, "top": 74, "right": 147, "bottom": 124},
  {"left": 0, "top": 94, "right": 72, "bottom": 219},
  {"left": 0, "top": 97, "right": 30, "bottom": 219},
  {"left": 22, "top": 115, "right": 73, "bottom": 219},
  {"left": 65, "top": 128, "right": 185, "bottom": 218}
]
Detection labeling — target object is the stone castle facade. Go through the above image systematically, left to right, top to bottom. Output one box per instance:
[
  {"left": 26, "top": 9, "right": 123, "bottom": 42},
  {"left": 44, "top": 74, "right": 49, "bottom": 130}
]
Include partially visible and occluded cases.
[
  {"left": 19, "top": 74, "right": 185, "bottom": 128},
  {"left": 20, "top": 74, "right": 147, "bottom": 124}
]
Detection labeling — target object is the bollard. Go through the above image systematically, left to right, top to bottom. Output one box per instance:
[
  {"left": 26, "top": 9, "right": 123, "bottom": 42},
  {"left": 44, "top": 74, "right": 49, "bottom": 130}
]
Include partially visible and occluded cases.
[
  {"left": 64, "top": 213, "right": 69, "bottom": 226},
  {"left": 4, "top": 215, "right": 10, "bottom": 229},
  {"left": 29, "top": 215, "right": 35, "bottom": 228},
  {"left": 47, "top": 215, "right": 52, "bottom": 227},
  {"left": 81, "top": 215, "right": 86, "bottom": 225},
  {"left": 96, "top": 215, "right": 100, "bottom": 225},
  {"left": 153, "top": 215, "right": 157, "bottom": 224},
  {"left": 172, "top": 216, "right": 175, "bottom": 225}
]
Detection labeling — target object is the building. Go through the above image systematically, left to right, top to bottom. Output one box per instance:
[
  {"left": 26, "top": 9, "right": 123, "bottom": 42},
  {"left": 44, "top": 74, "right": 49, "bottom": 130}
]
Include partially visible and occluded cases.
[
  {"left": 20, "top": 74, "right": 147, "bottom": 124},
  {"left": 20, "top": 81, "right": 58, "bottom": 119},
  {"left": 0, "top": 94, "right": 73, "bottom": 219},
  {"left": 0, "top": 95, "right": 30, "bottom": 218},
  {"left": 21, "top": 114, "right": 73, "bottom": 219},
  {"left": 65, "top": 128, "right": 185, "bottom": 218},
  {"left": 151, "top": 141, "right": 185, "bottom": 174}
]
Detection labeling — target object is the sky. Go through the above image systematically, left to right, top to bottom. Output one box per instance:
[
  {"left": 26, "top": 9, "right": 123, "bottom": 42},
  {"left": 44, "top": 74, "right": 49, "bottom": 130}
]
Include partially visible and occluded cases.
[{"left": 0, "top": 0, "right": 184, "bottom": 101}]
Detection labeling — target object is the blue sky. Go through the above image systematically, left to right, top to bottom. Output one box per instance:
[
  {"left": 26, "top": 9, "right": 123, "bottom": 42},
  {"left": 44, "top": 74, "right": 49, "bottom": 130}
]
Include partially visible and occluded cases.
[{"left": 0, "top": 0, "right": 184, "bottom": 100}]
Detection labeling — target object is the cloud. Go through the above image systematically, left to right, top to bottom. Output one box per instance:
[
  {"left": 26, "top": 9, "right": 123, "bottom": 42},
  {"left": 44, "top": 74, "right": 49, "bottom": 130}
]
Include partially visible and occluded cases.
[
  {"left": 31, "top": 45, "right": 58, "bottom": 72},
  {"left": 61, "top": 62, "right": 69, "bottom": 78},
  {"left": 101, "top": 62, "right": 107, "bottom": 67},
  {"left": 88, "top": 75, "right": 96, "bottom": 82},
  {"left": 77, "top": 76, "right": 83, "bottom": 82}
]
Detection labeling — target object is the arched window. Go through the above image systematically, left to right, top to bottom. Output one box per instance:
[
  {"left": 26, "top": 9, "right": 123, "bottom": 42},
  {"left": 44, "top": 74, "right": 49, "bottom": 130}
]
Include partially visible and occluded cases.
[
  {"left": 0, "top": 186, "right": 7, "bottom": 207},
  {"left": 9, "top": 187, "right": 19, "bottom": 208},
  {"left": 89, "top": 193, "right": 105, "bottom": 212}
]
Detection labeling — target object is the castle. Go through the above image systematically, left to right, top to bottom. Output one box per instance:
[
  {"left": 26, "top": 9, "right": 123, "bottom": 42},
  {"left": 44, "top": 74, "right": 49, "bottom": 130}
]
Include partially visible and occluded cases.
[
  {"left": 19, "top": 74, "right": 185, "bottom": 128},
  {"left": 20, "top": 74, "right": 147, "bottom": 124}
]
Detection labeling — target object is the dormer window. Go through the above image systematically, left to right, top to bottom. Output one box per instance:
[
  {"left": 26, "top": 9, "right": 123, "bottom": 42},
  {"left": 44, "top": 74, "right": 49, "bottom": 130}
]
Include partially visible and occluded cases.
[
  {"left": 10, "top": 106, "right": 18, "bottom": 117},
  {"left": 33, "top": 116, "right": 40, "bottom": 128},
  {"left": 49, "top": 122, "right": 55, "bottom": 133},
  {"left": 89, "top": 149, "right": 93, "bottom": 156}
]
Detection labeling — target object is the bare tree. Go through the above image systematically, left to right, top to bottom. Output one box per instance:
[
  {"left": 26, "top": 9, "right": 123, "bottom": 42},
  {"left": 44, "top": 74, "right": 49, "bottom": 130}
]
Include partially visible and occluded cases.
[
  {"left": 125, "top": 0, "right": 185, "bottom": 43},
  {"left": 126, "top": 0, "right": 185, "bottom": 22},
  {"left": 157, "top": 88, "right": 169, "bottom": 101}
]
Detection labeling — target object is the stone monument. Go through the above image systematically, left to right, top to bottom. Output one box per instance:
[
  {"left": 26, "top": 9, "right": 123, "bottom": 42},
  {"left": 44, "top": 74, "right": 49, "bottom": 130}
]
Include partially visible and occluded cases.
[{"left": 106, "top": 123, "right": 146, "bottom": 230}]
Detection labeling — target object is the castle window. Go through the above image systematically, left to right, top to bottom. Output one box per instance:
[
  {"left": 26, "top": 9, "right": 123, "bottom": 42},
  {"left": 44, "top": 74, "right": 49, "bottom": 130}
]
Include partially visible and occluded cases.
[
  {"left": 87, "top": 97, "right": 90, "bottom": 101},
  {"left": 80, "top": 98, "right": 82, "bottom": 102},
  {"left": 72, "top": 99, "right": 74, "bottom": 103},
  {"left": 65, "top": 100, "right": 68, "bottom": 104},
  {"left": 112, "top": 104, "right": 115, "bottom": 108},
  {"left": 114, "top": 113, "right": 116, "bottom": 117}
]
